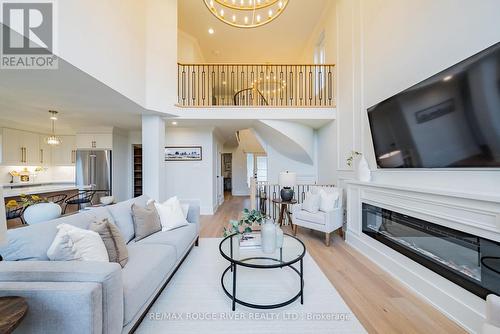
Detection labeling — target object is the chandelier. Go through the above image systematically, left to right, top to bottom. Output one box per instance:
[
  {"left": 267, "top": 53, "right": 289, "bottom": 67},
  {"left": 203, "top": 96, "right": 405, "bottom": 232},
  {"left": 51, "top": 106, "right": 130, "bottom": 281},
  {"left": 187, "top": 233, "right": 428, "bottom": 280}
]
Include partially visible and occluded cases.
[
  {"left": 203, "top": 0, "right": 289, "bottom": 28},
  {"left": 46, "top": 110, "right": 62, "bottom": 146}
]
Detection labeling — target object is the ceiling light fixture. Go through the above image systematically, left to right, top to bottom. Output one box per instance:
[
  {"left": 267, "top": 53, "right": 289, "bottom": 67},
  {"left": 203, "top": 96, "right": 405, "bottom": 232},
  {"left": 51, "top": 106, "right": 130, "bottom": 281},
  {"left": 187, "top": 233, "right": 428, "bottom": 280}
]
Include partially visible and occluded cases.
[
  {"left": 203, "top": 0, "right": 289, "bottom": 28},
  {"left": 208, "top": 27, "right": 215, "bottom": 34},
  {"left": 443, "top": 75, "right": 453, "bottom": 82},
  {"left": 46, "top": 110, "right": 62, "bottom": 146},
  {"left": 172, "top": 121, "right": 178, "bottom": 125}
]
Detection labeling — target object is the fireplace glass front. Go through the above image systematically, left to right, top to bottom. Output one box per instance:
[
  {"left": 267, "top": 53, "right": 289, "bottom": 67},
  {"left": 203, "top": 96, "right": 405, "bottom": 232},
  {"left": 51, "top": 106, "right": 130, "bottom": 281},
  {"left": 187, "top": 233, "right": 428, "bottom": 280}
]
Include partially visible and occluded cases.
[{"left": 362, "top": 203, "right": 500, "bottom": 299}]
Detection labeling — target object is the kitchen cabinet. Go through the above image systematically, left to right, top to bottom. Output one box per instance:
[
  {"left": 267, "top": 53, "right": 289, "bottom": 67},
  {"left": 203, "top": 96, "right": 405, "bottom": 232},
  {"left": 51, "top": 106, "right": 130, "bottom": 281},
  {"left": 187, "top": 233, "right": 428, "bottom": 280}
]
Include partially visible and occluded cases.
[
  {"left": 1, "top": 128, "right": 40, "bottom": 165},
  {"left": 76, "top": 133, "right": 112, "bottom": 150},
  {"left": 38, "top": 134, "right": 52, "bottom": 166},
  {"left": 52, "top": 135, "right": 76, "bottom": 165}
]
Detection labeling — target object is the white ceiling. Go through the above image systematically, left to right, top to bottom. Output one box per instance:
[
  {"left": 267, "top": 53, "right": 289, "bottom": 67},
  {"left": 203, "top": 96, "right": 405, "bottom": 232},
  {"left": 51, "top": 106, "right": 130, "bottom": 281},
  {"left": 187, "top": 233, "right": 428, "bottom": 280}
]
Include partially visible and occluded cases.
[
  {"left": 178, "top": 0, "right": 330, "bottom": 63},
  {"left": 0, "top": 57, "right": 146, "bottom": 135},
  {"left": 165, "top": 118, "right": 331, "bottom": 147}
]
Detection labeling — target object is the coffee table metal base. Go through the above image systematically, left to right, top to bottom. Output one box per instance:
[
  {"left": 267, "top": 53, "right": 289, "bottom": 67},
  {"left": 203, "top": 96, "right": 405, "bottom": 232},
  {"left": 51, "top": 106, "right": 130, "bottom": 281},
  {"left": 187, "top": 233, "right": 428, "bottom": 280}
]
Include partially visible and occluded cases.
[{"left": 220, "top": 257, "right": 304, "bottom": 311}]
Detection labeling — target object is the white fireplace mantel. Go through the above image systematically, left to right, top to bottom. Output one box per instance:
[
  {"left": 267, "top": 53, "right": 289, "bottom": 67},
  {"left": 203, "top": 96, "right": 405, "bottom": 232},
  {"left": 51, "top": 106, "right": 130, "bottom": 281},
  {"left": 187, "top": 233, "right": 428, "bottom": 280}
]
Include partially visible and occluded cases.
[{"left": 345, "top": 180, "right": 500, "bottom": 334}]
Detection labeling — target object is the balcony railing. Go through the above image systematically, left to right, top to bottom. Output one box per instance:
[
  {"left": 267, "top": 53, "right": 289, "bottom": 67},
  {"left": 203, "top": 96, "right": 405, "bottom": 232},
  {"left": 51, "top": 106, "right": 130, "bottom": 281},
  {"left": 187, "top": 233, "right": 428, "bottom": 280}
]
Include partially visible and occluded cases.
[{"left": 177, "top": 63, "right": 335, "bottom": 107}]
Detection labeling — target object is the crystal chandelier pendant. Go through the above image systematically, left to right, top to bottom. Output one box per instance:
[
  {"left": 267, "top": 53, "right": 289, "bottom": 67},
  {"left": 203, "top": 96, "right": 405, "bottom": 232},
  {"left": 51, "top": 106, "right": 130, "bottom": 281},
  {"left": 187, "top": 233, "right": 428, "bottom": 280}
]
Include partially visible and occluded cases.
[
  {"left": 203, "top": 0, "right": 289, "bottom": 28},
  {"left": 46, "top": 110, "right": 62, "bottom": 146}
]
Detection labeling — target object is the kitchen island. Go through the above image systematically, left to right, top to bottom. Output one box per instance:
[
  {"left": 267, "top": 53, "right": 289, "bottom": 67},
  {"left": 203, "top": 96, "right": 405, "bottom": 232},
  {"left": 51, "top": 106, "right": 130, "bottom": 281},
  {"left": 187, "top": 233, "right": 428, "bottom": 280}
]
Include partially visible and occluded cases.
[{"left": 3, "top": 182, "right": 87, "bottom": 198}]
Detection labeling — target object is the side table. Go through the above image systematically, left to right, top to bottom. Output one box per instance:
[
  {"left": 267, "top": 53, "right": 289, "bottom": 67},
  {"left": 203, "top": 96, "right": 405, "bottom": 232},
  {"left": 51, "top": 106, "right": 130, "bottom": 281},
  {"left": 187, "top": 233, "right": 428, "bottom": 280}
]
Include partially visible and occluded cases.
[
  {"left": 272, "top": 198, "right": 297, "bottom": 227},
  {"left": 0, "top": 296, "right": 28, "bottom": 334}
]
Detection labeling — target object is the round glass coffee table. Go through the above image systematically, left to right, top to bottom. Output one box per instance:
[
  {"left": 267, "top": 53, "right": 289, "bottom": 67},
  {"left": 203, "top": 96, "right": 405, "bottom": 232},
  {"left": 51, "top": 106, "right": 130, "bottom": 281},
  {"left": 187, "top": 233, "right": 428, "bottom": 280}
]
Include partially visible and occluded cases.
[{"left": 219, "top": 233, "right": 306, "bottom": 311}]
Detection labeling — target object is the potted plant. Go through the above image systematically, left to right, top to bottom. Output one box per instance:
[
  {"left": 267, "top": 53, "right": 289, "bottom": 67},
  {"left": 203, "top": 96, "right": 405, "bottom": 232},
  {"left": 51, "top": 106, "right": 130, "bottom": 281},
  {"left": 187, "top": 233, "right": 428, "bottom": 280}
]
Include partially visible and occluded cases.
[
  {"left": 346, "top": 150, "right": 371, "bottom": 182},
  {"left": 222, "top": 208, "right": 267, "bottom": 238}
]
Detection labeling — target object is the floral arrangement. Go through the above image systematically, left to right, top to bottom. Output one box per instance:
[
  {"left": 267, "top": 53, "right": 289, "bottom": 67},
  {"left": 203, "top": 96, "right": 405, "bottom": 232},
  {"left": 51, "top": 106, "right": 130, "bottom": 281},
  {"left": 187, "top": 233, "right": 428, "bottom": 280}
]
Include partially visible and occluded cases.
[
  {"left": 346, "top": 150, "right": 362, "bottom": 167},
  {"left": 5, "top": 194, "right": 48, "bottom": 209},
  {"left": 223, "top": 208, "right": 267, "bottom": 237}
]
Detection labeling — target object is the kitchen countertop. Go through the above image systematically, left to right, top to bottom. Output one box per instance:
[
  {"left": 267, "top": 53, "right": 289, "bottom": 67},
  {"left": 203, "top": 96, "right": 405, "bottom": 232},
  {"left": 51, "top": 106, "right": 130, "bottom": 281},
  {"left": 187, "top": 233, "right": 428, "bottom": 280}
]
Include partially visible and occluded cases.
[{"left": 3, "top": 183, "right": 90, "bottom": 198}]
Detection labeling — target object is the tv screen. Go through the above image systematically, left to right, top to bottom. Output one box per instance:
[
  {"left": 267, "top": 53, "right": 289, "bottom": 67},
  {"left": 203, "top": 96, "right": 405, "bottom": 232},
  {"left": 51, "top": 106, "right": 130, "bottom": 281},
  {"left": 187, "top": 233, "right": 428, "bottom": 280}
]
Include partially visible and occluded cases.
[{"left": 367, "top": 42, "right": 500, "bottom": 168}]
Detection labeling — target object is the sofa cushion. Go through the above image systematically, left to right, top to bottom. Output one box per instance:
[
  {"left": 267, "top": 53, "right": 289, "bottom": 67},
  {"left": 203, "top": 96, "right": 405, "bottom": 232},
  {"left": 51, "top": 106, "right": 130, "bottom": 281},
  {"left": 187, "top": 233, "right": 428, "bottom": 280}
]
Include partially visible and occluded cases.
[
  {"left": 107, "top": 195, "right": 149, "bottom": 243},
  {"left": 131, "top": 202, "right": 161, "bottom": 241},
  {"left": 294, "top": 210, "right": 326, "bottom": 225},
  {"left": 0, "top": 211, "right": 95, "bottom": 261},
  {"left": 90, "top": 219, "right": 129, "bottom": 267},
  {"left": 134, "top": 224, "right": 197, "bottom": 259},
  {"left": 122, "top": 243, "right": 176, "bottom": 326}
]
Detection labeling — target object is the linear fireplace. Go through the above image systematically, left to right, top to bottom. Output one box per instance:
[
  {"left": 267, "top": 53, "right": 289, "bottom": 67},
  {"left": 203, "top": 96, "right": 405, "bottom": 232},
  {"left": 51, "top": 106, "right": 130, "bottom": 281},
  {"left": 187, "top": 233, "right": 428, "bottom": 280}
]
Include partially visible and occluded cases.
[{"left": 362, "top": 203, "right": 500, "bottom": 299}]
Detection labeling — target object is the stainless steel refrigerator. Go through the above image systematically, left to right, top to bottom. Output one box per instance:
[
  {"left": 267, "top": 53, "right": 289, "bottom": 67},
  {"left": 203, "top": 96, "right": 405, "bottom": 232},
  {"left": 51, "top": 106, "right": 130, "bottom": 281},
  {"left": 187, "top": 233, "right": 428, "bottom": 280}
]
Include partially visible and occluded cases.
[{"left": 75, "top": 150, "right": 112, "bottom": 203}]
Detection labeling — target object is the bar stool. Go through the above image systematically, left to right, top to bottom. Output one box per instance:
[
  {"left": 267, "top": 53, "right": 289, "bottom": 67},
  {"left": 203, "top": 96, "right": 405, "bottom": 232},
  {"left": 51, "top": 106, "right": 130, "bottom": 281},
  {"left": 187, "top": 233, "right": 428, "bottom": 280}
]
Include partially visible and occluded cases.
[
  {"left": 63, "top": 190, "right": 96, "bottom": 214},
  {"left": 46, "top": 194, "right": 68, "bottom": 206},
  {"left": 6, "top": 206, "right": 26, "bottom": 225}
]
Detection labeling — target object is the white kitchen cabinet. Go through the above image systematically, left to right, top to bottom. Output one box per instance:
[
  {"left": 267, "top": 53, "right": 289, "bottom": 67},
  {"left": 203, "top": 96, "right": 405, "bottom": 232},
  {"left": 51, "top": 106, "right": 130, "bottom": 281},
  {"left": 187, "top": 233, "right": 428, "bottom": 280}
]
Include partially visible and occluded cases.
[
  {"left": 1, "top": 128, "right": 40, "bottom": 165},
  {"left": 1, "top": 128, "right": 23, "bottom": 165},
  {"left": 23, "top": 131, "right": 40, "bottom": 165},
  {"left": 76, "top": 133, "right": 112, "bottom": 150},
  {"left": 38, "top": 134, "right": 52, "bottom": 166},
  {"left": 52, "top": 135, "right": 76, "bottom": 165}
]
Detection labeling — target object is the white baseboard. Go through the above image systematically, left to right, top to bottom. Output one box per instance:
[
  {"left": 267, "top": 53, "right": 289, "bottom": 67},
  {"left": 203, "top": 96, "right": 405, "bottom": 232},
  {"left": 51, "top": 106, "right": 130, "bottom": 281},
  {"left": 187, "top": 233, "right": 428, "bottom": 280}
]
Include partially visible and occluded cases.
[
  {"left": 200, "top": 206, "right": 214, "bottom": 215},
  {"left": 346, "top": 231, "right": 485, "bottom": 334}
]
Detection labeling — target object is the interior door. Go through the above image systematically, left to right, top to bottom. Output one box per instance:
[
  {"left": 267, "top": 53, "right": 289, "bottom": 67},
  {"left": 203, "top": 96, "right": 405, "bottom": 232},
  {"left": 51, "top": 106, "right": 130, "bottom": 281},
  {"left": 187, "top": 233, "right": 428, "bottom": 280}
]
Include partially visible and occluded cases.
[{"left": 217, "top": 152, "right": 224, "bottom": 204}]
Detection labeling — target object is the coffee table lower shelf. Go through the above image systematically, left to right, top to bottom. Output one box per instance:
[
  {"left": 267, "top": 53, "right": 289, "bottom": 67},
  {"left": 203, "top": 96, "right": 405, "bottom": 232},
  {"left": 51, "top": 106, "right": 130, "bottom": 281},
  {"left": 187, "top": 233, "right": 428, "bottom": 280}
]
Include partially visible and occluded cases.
[{"left": 220, "top": 256, "right": 304, "bottom": 311}]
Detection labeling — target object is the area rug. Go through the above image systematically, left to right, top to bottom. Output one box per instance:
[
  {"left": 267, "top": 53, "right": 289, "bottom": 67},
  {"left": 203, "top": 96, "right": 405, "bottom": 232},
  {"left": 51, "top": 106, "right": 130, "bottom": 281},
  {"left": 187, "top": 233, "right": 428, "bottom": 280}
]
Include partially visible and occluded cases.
[{"left": 136, "top": 238, "right": 366, "bottom": 334}]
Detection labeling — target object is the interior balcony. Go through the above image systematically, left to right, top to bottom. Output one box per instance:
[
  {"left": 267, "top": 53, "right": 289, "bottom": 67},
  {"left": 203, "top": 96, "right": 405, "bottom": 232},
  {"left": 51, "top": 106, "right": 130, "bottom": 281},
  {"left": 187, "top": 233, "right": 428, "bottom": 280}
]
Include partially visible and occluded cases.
[{"left": 174, "top": 63, "right": 336, "bottom": 119}]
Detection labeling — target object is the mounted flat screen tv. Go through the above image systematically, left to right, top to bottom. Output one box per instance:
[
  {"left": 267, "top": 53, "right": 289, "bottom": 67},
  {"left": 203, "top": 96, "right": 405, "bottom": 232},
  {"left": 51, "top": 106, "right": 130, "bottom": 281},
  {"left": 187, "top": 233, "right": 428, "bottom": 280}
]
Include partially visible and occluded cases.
[{"left": 367, "top": 42, "right": 500, "bottom": 168}]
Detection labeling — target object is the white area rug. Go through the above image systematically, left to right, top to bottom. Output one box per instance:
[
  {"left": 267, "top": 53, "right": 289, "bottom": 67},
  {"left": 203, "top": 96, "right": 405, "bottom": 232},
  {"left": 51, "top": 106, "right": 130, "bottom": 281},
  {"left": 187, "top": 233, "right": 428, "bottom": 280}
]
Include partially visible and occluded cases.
[{"left": 136, "top": 238, "right": 366, "bottom": 334}]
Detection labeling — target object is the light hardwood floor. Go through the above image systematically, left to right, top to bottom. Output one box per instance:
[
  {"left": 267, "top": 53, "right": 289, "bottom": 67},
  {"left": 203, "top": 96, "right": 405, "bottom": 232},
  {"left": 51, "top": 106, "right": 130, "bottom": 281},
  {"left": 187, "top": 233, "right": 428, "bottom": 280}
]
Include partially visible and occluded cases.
[{"left": 200, "top": 193, "right": 466, "bottom": 334}]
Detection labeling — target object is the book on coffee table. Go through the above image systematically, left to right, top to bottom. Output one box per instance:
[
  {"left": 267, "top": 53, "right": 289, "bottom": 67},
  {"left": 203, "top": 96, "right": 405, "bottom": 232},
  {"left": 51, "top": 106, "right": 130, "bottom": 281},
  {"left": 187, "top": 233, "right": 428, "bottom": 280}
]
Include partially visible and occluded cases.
[{"left": 239, "top": 233, "right": 261, "bottom": 249}]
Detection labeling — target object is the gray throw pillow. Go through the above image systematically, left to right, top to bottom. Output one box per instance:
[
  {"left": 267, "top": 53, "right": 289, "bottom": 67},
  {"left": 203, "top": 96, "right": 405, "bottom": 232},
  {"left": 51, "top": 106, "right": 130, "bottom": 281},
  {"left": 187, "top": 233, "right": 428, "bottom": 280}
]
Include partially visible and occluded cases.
[
  {"left": 131, "top": 202, "right": 161, "bottom": 242},
  {"left": 90, "top": 218, "right": 129, "bottom": 267}
]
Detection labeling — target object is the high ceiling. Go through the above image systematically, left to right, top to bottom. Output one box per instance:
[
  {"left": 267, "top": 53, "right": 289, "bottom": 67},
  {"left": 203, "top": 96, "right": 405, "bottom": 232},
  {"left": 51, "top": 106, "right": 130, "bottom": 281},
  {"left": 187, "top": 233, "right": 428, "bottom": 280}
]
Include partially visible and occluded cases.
[
  {"left": 178, "top": 0, "right": 330, "bottom": 63},
  {"left": 0, "top": 56, "right": 147, "bottom": 135}
]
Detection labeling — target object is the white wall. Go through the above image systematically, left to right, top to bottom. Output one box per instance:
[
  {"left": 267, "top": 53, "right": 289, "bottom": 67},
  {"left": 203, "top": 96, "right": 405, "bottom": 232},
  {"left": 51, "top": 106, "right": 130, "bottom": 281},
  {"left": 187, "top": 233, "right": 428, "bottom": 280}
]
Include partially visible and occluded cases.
[
  {"left": 56, "top": 0, "right": 178, "bottom": 112},
  {"left": 57, "top": 0, "right": 147, "bottom": 107},
  {"left": 330, "top": 0, "right": 500, "bottom": 332},
  {"left": 333, "top": 0, "right": 500, "bottom": 193},
  {"left": 178, "top": 30, "right": 206, "bottom": 63},
  {"left": 316, "top": 120, "right": 337, "bottom": 184},
  {"left": 165, "top": 127, "right": 216, "bottom": 214},
  {"left": 112, "top": 128, "right": 131, "bottom": 202},
  {"left": 228, "top": 144, "right": 249, "bottom": 196}
]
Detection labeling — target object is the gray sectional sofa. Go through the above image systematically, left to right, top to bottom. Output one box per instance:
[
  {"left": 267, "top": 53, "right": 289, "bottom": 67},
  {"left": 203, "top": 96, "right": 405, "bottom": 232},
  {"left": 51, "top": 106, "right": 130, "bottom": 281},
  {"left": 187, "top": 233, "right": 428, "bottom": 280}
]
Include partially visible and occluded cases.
[{"left": 0, "top": 195, "right": 200, "bottom": 334}]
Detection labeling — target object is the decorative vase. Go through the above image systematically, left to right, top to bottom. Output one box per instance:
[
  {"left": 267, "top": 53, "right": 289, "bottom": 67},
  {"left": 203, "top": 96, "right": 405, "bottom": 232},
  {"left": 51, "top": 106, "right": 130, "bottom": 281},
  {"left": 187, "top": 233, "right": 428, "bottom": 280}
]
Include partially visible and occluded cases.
[
  {"left": 357, "top": 156, "right": 371, "bottom": 182},
  {"left": 280, "top": 188, "right": 294, "bottom": 202},
  {"left": 23, "top": 202, "right": 62, "bottom": 225},
  {"left": 261, "top": 219, "right": 277, "bottom": 254},
  {"left": 275, "top": 224, "right": 284, "bottom": 248}
]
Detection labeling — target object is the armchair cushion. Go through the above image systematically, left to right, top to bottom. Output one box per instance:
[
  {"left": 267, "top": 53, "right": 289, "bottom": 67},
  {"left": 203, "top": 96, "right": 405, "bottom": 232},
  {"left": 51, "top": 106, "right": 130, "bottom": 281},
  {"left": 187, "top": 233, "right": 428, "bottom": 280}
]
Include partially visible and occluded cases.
[
  {"left": 319, "top": 188, "right": 339, "bottom": 212},
  {"left": 302, "top": 192, "right": 321, "bottom": 213},
  {"left": 294, "top": 210, "right": 327, "bottom": 226}
]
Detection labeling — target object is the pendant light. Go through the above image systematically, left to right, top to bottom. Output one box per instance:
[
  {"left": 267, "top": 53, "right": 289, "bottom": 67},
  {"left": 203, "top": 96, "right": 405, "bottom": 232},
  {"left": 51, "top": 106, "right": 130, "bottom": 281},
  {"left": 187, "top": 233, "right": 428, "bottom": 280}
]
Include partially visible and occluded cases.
[{"left": 46, "top": 110, "right": 62, "bottom": 146}]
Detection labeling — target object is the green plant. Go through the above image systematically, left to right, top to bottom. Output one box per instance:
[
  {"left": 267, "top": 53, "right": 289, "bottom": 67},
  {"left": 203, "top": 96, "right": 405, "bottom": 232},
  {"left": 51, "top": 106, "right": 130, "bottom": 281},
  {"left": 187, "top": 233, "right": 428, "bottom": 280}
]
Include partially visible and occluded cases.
[
  {"left": 346, "top": 150, "right": 362, "bottom": 167},
  {"left": 18, "top": 194, "right": 48, "bottom": 207},
  {"left": 223, "top": 208, "right": 267, "bottom": 237}
]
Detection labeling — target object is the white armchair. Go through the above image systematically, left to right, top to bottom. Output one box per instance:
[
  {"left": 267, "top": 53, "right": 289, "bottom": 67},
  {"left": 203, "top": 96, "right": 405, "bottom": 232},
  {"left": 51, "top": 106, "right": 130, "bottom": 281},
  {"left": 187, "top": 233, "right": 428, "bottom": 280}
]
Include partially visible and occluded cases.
[
  {"left": 292, "top": 187, "right": 343, "bottom": 246},
  {"left": 483, "top": 294, "right": 500, "bottom": 334}
]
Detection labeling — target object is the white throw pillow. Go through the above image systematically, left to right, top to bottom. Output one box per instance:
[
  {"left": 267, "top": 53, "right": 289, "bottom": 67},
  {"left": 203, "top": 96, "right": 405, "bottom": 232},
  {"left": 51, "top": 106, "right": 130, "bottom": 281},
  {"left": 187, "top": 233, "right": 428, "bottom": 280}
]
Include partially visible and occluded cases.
[
  {"left": 319, "top": 188, "right": 339, "bottom": 212},
  {"left": 302, "top": 191, "right": 321, "bottom": 213},
  {"left": 154, "top": 196, "right": 189, "bottom": 231},
  {"left": 47, "top": 224, "right": 109, "bottom": 262}
]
